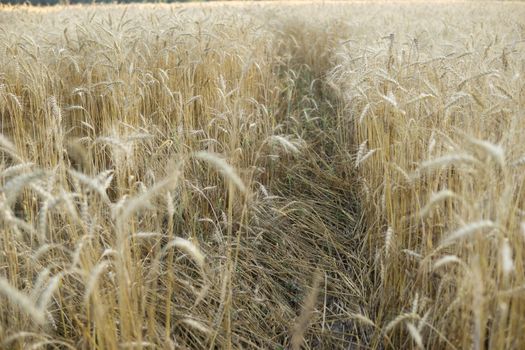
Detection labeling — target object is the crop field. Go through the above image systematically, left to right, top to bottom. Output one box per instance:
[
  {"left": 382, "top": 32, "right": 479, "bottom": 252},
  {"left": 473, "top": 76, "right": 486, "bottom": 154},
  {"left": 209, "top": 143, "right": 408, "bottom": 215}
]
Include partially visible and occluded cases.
[{"left": 0, "top": 1, "right": 524, "bottom": 349}]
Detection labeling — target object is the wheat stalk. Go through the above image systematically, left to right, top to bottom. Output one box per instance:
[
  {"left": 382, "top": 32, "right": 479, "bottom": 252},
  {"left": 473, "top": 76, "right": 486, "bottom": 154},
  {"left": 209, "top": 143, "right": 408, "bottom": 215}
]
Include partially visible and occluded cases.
[{"left": 0, "top": 277, "right": 45, "bottom": 325}]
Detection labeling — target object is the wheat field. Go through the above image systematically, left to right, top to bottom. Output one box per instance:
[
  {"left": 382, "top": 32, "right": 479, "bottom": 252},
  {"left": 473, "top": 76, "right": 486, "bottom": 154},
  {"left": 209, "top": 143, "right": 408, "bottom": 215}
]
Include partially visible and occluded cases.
[{"left": 0, "top": 1, "right": 524, "bottom": 349}]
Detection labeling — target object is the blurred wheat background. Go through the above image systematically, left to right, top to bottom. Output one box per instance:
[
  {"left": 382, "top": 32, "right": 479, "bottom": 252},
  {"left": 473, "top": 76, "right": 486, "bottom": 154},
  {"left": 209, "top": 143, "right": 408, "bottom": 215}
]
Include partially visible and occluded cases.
[{"left": 0, "top": 1, "right": 524, "bottom": 349}]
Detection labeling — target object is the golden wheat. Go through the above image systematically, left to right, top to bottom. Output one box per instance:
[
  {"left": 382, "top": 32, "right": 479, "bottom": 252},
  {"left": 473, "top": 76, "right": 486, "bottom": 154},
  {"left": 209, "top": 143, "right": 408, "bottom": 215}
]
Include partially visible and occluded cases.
[{"left": 0, "top": 1, "right": 524, "bottom": 349}]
